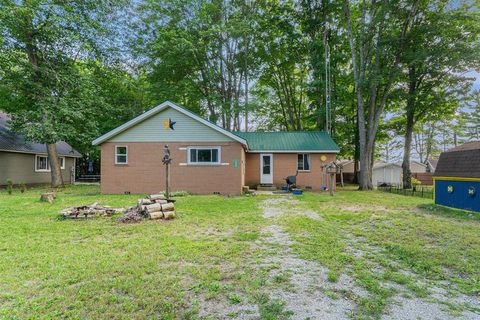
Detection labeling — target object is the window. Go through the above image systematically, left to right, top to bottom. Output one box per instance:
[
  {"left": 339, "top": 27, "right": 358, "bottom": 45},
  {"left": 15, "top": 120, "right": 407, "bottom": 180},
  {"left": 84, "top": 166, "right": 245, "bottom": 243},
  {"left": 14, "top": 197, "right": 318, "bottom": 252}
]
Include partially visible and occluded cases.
[
  {"left": 115, "top": 146, "right": 128, "bottom": 164},
  {"left": 188, "top": 147, "right": 220, "bottom": 164},
  {"left": 297, "top": 154, "right": 310, "bottom": 171},
  {"left": 35, "top": 155, "right": 66, "bottom": 172},
  {"left": 35, "top": 155, "right": 49, "bottom": 172}
]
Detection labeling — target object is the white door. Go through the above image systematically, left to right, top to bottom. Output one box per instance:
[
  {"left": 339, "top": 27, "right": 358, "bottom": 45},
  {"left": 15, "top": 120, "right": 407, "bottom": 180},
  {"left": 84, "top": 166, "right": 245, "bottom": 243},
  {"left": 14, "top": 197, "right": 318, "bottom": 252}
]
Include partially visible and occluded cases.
[{"left": 260, "top": 154, "right": 273, "bottom": 184}]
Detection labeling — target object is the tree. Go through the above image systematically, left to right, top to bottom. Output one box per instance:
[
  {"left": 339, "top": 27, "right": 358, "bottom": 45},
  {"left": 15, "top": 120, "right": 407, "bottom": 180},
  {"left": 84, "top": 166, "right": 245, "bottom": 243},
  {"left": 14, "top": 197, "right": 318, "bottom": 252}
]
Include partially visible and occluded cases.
[
  {"left": 0, "top": 0, "right": 127, "bottom": 187},
  {"left": 136, "top": 0, "right": 258, "bottom": 130},
  {"left": 343, "top": 0, "right": 419, "bottom": 190},
  {"left": 399, "top": 0, "right": 480, "bottom": 188},
  {"left": 253, "top": 1, "right": 311, "bottom": 131},
  {"left": 462, "top": 91, "right": 480, "bottom": 141},
  {"left": 413, "top": 121, "right": 440, "bottom": 163}
]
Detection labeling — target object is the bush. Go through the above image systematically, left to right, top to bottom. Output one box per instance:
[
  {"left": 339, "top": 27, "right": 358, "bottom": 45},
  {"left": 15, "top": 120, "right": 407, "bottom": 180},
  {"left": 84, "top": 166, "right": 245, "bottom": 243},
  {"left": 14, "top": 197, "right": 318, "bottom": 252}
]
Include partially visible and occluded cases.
[
  {"left": 411, "top": 177, "right": 422, "bottom": 186},
  {"left": 6, "top": 179, "right": 13, "bottom": 195},
  {"left": 20, "top": 182, "right": 27, "bottom": 193},
  {"left": 171, "top": 191, "right": 190, "bottom": 197}
]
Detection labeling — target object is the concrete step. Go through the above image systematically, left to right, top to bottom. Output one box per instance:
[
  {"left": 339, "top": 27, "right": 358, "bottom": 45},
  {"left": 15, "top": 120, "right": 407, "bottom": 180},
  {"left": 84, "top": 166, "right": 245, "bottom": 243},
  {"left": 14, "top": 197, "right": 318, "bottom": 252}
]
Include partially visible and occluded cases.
[{"left": 256, "top": 184, "right": 277, "bottom": 191}]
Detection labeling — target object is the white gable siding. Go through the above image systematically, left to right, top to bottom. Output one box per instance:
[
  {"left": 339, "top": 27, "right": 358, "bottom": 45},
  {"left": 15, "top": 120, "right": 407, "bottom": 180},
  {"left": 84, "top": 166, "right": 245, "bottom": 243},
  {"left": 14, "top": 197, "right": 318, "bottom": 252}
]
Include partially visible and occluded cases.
[{"left": 109, "top": 107, "right": 234, "bottom": 142}]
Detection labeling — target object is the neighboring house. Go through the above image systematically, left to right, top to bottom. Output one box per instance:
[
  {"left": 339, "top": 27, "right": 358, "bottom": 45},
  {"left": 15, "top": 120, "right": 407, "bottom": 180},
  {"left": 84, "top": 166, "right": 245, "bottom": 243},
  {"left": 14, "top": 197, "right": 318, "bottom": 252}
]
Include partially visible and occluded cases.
[
  {"left": 92, "top": 101, "right": 340, "bottom": 195},
  {"left": 0, "top": 113, "right": 82, "bottom": 186},
  {"left": 434, "top": 141, "right": 480, "bottom": 212},
  {"left": 426, "top": 158, "right": 438, "bottom": 173},
  {"left": 336, "top": 160, "right": 357, "bottom": 183}
]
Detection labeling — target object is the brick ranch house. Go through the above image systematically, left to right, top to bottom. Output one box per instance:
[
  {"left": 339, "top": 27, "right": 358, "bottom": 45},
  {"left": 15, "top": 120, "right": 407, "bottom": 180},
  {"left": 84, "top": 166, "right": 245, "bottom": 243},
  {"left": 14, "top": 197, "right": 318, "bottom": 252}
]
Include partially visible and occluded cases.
[{"left": 92, "top": 101, "right": 339, "bottom": 195}]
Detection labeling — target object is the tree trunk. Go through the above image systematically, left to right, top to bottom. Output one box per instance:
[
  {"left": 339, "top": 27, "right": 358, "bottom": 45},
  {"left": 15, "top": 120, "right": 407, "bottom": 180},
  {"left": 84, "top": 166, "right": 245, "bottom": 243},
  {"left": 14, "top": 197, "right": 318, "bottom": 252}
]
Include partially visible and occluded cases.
[
  {"left": 402, "top": 66, "right": 416, "bottom": 189},
  {"left": 402, "top": 113, "right": 414, "bottom": 189},
  {"left": 47, "top": 143, "right": 64, "bottom": 188},
  {"left": 358, "top": 149, "right": 372, "bottom": 190}
]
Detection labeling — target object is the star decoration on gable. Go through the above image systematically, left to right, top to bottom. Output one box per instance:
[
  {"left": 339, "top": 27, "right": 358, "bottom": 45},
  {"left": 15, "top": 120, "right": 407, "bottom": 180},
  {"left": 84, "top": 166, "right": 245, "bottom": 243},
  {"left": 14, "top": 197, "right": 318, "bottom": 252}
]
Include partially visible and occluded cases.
[{"left": 164, "top": 118, "right": 176, "bottom": 130}]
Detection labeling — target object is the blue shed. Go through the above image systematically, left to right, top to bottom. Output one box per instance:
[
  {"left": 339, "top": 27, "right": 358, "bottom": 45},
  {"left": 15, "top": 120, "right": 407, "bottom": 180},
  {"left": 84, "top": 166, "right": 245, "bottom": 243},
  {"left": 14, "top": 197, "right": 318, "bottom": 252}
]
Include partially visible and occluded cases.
[{"left": 433, "top": 141, "right": 480, "bottom": 212}]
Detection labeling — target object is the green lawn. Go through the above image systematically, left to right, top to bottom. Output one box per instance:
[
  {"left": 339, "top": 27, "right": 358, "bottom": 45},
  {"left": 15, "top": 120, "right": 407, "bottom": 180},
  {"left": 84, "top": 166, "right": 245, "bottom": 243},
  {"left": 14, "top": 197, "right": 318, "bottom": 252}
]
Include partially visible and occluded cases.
[{"left": 0, "top": 185, "right": 479, "bottom": 319}]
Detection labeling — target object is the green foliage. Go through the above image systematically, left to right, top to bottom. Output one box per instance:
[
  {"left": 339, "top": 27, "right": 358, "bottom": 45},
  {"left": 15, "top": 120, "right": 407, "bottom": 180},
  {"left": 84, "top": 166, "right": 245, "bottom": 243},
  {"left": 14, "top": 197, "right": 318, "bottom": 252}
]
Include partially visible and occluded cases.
[
  {"left": 0, "top": 1, "right": 147, "bottom": 164},
  {"left": 411, "top": 177, "right": 422, "bottom": 186},
  {"left": 6, "top": 178, "right": 13, "bottom": 195},
  {"left": 20, "top": 182, "right": 27, "bottom": 194}
]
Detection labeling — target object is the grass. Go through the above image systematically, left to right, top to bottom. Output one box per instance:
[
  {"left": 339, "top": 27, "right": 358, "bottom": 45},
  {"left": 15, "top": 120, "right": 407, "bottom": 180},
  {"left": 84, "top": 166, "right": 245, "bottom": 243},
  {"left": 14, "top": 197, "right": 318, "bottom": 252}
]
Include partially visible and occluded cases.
[
  {"left": 0, "top": 185, "right": 479, "bottom": 319},
  {"left": 0, "top": 185, "right": 266, "bottom": 319},
  {"left": 279, "top": 189, "right": 480, "bottom": 318}
]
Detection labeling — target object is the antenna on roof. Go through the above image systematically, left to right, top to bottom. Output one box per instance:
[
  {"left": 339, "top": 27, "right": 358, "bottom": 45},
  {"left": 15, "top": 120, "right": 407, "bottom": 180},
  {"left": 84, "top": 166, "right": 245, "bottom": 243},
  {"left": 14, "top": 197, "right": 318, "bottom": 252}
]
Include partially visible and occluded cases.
[{"left": 324, "top": 35, "right": 331, "bottom": 135}]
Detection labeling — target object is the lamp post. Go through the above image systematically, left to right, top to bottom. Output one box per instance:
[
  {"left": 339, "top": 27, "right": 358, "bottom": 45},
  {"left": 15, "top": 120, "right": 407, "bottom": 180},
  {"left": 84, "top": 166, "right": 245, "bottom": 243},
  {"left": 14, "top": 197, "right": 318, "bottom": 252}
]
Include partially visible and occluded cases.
[{"left": 162, "top": 145, "right": 172, "bottom": 199}]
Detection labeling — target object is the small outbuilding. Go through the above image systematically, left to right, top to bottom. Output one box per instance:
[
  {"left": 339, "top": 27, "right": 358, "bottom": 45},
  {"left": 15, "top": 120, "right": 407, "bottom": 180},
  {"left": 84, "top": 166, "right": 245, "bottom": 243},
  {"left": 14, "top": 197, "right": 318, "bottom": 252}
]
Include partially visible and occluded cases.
[
  {"left": 433, "top": 141, "right": 480, "bottom": 212},
  {"left": 338, "top": 160, "right": 429, "bottom": 186}
]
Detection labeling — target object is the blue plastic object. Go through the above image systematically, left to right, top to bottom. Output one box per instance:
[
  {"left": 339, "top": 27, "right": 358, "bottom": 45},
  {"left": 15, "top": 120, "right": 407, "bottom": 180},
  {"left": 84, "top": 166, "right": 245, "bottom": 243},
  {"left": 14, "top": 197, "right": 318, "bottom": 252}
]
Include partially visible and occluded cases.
[{"left": 292, "top": 189, "right": 303, "bottom": 195}]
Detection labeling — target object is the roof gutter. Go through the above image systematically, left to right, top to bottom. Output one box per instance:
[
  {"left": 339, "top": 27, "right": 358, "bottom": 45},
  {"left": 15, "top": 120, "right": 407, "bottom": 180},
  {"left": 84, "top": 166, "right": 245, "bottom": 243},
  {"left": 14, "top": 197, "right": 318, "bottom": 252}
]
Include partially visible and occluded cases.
[
  {"left": 0, "top": 148, "right": 82, "bottom": 158},
  {"left": 246, "top": 150, "right": 340, "bottom": 153}
]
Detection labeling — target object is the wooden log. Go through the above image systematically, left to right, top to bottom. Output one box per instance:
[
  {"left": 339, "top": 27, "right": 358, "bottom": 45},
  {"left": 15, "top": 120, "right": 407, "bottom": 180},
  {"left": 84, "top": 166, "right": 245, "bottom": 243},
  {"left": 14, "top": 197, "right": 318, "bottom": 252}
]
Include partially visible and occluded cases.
[
  {"left": 40, "top": 193, "right": 55, "bottom": 203},
  {"left": 149, "top": 194, "right": 166, "bottom": 201},
  {"left": 138, "top": 198, "right": 153, "bottom": 205},
  {"left": 155, "top": 199, "right": 168, "bottom": 204},
  {"left": 160, "top": 202, "right": 175, "bottom": 212},
  {"left": 144, "top": 203, "right": 162, "bottom": 213},
  {"left": 163, "top": 210, "right": 176, "bottom": 220},
  {"left": 149, "top": 211, "right": 164, "bottom": 220}
]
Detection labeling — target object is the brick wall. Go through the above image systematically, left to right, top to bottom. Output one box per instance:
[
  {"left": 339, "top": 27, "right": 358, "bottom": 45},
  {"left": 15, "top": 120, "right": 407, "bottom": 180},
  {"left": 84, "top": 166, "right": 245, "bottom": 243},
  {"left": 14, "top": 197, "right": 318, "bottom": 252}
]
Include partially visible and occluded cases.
[
  {"left": 100, "top": 142, "right": 245, "bottom": 195},
  {"left": 245, "top": 153, "right": 336, "bottom": 190}
]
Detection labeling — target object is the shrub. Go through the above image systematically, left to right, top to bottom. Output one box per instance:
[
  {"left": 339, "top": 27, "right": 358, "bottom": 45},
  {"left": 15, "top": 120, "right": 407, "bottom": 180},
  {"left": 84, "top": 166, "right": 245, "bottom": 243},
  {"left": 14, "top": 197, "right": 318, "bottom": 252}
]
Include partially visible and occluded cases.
[
  {"left": 411, "top": 177, "right": 422, "bottom": 186},
  {"left": 6, "top": 179, "right": 13, "bottom": 195},
  {"left": 20, "top": 182, "right": 27, "bottom": 193},
  {"left": 170, "top": 191, "right": 190, "bottom": 197}
]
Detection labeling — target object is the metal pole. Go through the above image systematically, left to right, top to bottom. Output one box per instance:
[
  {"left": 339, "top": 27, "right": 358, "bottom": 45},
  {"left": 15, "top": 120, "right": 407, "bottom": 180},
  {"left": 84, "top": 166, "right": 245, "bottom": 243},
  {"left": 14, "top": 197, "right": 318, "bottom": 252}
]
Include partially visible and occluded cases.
[
  {"left": 163, "top": 145, "right": 172, "bottom": 199},
  {"left": 166, "top": 162, "right": 170, "bottom": 199},
  {"left": 330, "top": 173, "right": 334, "bottom": 196}
]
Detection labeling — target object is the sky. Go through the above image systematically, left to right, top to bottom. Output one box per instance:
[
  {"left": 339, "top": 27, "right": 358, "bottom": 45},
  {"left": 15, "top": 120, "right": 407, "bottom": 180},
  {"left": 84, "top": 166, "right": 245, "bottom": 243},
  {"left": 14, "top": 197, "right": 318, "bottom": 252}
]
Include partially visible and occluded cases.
[{"left": 469, "top": 71, "right": 480, "bottom": 91}]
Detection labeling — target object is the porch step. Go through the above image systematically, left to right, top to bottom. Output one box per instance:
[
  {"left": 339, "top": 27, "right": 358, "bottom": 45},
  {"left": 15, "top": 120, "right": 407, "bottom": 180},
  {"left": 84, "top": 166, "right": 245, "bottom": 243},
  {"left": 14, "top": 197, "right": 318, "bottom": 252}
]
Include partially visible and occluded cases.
[{"left": 256, "top": 184, "right": 277, "bottom": 191}]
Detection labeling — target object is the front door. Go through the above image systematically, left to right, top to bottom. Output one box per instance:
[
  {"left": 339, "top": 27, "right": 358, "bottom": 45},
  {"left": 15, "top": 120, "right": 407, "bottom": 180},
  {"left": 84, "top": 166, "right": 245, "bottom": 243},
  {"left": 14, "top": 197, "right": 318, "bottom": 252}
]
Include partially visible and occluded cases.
[{"left": 260, "top": 154, "right": 273, "bottom": 184}]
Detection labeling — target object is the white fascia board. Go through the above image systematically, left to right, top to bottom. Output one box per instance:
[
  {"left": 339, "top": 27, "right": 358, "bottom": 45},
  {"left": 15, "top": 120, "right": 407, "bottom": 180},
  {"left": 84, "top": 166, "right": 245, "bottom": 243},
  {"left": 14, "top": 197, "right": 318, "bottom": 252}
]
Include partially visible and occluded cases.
[{"left": 92, "top": 101, "right": 248, "bottom": 146}]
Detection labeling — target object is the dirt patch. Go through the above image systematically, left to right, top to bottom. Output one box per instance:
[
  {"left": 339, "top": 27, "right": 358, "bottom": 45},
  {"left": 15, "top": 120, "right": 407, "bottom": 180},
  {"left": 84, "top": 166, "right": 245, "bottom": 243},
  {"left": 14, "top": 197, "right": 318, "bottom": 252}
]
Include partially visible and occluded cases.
[
  {"left": 261, "top": 197, "right": 322, "bottom": 220},
  {"left": 258, "top": 198, "right": 363, "bottom": 319},
  {"left": 325, "top": 203, "right": 393, "bottom": 213},
  {"left": 193, "top": 294, "right": 259, "bottom": 320},
  {"left": 383, "top": 295, "right": 479, "bottom": 320}
]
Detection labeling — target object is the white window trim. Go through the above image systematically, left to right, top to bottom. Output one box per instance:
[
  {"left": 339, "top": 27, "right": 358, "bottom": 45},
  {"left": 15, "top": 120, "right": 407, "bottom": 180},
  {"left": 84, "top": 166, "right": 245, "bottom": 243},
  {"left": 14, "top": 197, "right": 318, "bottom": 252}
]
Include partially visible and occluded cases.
[
  {"left": 115, "top": 145, "right": 128, "bottom": 164},
  {"left": 187, "top": 146, "right": 221, "bottom": 165},
  {"left": 298, "top": 153, "right": 311, "bottom": 172},
  {"left": 35, "top": 155, "right": 65, "bottom": 172},
  {"left": 35, "top": 155, "right": 50, "bottom": 172}
]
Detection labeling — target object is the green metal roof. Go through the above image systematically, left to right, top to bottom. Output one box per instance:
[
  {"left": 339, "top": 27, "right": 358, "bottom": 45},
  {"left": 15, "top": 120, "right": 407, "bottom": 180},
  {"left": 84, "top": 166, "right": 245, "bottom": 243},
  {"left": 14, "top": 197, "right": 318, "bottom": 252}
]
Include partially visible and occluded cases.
[{"left": 233, "top": 131, "right": 340, "bottom": 152}]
